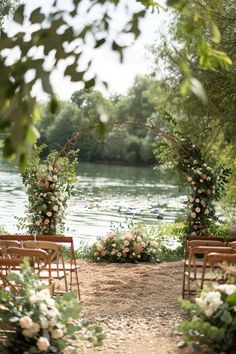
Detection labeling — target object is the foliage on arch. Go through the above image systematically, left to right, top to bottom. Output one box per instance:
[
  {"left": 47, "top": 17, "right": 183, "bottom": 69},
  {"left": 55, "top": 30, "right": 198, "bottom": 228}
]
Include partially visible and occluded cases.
[{"left": 154, "top": 134, "right": 230, "bottom": 236}]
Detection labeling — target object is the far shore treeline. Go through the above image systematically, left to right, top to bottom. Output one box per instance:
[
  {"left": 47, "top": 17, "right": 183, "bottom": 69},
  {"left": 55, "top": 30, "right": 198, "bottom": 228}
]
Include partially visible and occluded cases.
[{"left": 37, "top": 76, "right": 159, "bottom": 166}]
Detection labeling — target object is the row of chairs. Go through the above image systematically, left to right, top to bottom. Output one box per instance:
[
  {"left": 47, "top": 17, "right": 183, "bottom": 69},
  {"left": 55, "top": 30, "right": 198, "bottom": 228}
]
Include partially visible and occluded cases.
[
  {"left": 0, "top": 235, "right": 80, "bottom": 299},
  {"left": 182, "top": 235, "right": 236, "bottom": 299}
]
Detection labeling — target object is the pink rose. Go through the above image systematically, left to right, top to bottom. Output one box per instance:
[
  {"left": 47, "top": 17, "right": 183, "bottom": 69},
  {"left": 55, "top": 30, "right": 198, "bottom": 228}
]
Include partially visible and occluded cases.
[
  {"left": 195, "top": 207, "right": 201, "bottom": 213},
  {"left": 191, "top": 213, "right": 197, "bottom": 219},
  {"left": 124, "top": 247, "right": 129, "bottom": 253}
]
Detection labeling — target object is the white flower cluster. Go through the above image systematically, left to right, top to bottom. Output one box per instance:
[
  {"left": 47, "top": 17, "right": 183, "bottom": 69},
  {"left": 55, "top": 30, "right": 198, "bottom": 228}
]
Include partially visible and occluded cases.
[
  {"left": 196, "top": 284, "right": 236, "bottom": 318},
  {"left": 19, "top": 288, "right": 64, "bottom": 351},
  {"left": 196, "top": 291, "right": 223, "bottom": 317}
]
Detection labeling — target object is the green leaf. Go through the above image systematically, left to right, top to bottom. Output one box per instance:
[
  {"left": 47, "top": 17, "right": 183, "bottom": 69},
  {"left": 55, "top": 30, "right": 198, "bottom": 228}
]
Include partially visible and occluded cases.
[
  {"left": 167, "top": 0, "right": 187, "bottom": 10},
  {"left": 13, "top": 4, "right": 25, "bottom": 25},
  {"left": 29, "top": 8, "right": 45, "bottom": 24},
  {"left": 211, "top": 23, "right": 221, "bottom": 44},
  {"left": 95, "top": 38, "right": 106, "bottom": 48},
  {"left": 112, "top": 41, "right": 124, "bottom": 63},
  {"left": 84, "top": 78, "right": 96, "bottom": 89},
  {"left": 190, "top": 78, "right": 208, "bottom": 104},
  {"left": 49, "top": 96, "right": 58, "bottom": 114},
  {"left": 26, "top": 125, "right": 40, "bottom": 144},
  {"left": 226, "top": 293, "right": 236, "bottom": 306},
  {"left": 220, "top": 310, "right": 232, "bottom": 324},
  {"left": 66, "top": 323, "right": 80, "bottom": 334}
]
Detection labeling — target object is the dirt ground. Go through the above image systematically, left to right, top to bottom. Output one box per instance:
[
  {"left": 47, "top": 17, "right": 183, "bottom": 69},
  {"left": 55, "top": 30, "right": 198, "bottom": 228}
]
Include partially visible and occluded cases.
[{"left": 76, "top": 260, "right": 191, "bottom": 354}]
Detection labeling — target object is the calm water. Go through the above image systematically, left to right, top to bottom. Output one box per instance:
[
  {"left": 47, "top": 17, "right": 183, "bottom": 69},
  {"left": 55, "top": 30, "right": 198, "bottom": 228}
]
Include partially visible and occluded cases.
[{"left": 0, "top": 161, "right": 186, "bottom": 248}]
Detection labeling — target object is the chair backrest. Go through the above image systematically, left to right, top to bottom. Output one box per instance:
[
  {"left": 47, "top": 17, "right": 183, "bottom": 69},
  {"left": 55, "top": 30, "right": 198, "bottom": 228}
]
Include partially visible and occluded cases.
[
  {"left": 0, "top": 234, "right": 77, "bottom": 271},
  {"left": 184, "top": 235, "right": 225, "bottom": 255},
  {"left": 184, "top": 239, "right": 225, "bottom": 261},
  {"left": 0, "top": 240, "right": 22, "bottom": 258},
  {"left": 23, "top": 241, "right": 61, "bottom": 262},
  {"left": 228, "top": 241, "right": 236, "bottom": 249},
  {"left": 7, "top": 247, "right": 51, "bottom": 274},
  {"left": 207, "top": 252, "right": 236, "bottom": 268}
]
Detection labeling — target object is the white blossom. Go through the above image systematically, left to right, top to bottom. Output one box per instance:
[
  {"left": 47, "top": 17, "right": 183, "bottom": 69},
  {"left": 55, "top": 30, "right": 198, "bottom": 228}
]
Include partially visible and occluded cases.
[
  {"left": 19, "top": 316, "right": 33, "bottom": 329},
  {"left": 37, "top": 337, "right": 50, "bottom": 351}
]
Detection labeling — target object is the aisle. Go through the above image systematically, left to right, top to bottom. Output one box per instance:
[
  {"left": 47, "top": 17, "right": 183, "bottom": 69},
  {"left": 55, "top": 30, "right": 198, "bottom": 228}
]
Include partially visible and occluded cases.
[{"left": 76, "top": 260, "right": 189, "bottom": 354}]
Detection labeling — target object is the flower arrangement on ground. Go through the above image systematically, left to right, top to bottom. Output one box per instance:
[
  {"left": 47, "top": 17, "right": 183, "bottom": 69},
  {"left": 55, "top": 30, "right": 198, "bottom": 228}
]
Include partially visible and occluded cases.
[
  {"left": 17, "top": 146, "right": 78, "bottom": 235},
  {"left": 90, "top": 224, "right": 161, "bottom": 263},
  {"left": 0, "top": 260, "right": 104, "bottom": 353},
  {"left": 179, "top": 282, "right": 236, "bottom": 353}
]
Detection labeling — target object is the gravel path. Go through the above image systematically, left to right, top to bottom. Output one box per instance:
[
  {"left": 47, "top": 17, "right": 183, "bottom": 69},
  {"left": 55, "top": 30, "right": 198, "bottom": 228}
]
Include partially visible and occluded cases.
[{"left": 75, "top": 260, "right": 190, "bottom": 354}]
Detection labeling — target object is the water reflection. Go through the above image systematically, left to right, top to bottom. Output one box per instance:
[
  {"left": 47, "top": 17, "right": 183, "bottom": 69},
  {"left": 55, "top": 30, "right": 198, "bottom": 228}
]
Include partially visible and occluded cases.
[{"left": 0, "top": 161, "right": 186, "bottom": 248}]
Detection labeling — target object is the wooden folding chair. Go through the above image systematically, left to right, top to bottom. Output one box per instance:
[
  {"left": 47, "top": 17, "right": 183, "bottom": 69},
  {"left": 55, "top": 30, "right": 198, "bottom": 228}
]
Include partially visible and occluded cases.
[
  {"left": 0, "top": 235, "right": 81, "bottom": 299},
  {"left": 35, "top": 235, "right": 81, "bottom": 299},
  {"left": 182, "top": 238, "right": 225, "bottom": 298},
  {"left": 0, "top": 240, "right": 22, "bottom": 258},
  {"left": 23, "top": 241, "right": 68, "bottom": 294},
  {"left": 184, "top": 245, "right": 234, "bottom": 299},
  {"left": 6, "top": 247, "right": 55, "bottom": 296},
  {"left": 200, "top": 252, "right": 236, "bottom": 290},
  {"left": 0, "top": 258, "right": 22, "bottom": 292}
]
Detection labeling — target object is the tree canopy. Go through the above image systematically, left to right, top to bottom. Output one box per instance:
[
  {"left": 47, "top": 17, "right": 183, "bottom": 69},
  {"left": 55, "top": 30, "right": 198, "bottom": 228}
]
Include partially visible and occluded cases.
[{"left": 0, "top": 0, "right": 233, "bottom": 168}]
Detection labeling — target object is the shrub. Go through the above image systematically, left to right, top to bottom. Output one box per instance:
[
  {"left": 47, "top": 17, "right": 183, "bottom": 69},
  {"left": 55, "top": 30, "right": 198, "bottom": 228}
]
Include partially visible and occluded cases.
[{"left": 0, "top": 260, "right": 104, "bottom": 353}]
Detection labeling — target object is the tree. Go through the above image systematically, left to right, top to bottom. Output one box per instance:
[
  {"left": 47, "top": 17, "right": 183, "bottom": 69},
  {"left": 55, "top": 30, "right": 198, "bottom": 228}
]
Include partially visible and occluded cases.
[
  {"left": 0, "top": 0, "right": 233, "bottom": 167},
  {"left": 0, "top": 0, "right": 18, "bottom": 28},
  {"left": 150, "top": 0, "right": 236, "bottom": 153}
]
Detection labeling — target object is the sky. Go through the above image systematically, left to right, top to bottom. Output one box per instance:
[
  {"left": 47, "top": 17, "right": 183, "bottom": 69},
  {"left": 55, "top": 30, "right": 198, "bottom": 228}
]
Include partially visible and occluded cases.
[{"left": 6, "top": 0, "right": 170, "bottom": 101}]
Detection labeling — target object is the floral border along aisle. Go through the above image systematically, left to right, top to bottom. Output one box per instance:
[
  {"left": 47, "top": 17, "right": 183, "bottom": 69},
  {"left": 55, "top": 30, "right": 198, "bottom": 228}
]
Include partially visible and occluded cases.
[{"left": 0, "top": 260, "right": 104, "bottom": 353}]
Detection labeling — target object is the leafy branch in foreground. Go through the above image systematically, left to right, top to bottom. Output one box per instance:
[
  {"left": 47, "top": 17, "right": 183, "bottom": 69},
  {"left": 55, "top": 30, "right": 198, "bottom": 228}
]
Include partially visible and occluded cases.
[{"left": 0, "top": 0, "right": 233, "bottom": 167}]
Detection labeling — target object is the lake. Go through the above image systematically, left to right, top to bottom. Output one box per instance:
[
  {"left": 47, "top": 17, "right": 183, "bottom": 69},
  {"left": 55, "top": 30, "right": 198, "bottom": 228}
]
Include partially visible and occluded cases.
[{"left": 0, "top": 161, "right": 186, "bottom": 248}]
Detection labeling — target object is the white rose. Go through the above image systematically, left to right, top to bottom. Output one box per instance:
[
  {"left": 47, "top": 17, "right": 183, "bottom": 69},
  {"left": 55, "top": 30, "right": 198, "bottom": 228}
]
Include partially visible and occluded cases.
[
  {"left": 187, "top": 176, "right": 192, "bottom": 182},
  {"left": 217, "top": 284, "right": 236, "bottom": 295},
  {"left": 29, "top": 293, "right": 38, "bottom": 304},
  {"left": 204, "top": 307, "right": 215, "bottom": 318},
  {"left": 19, "top": 316, "right": 33, "bottom": 329},
  {"left": 30, "top": 322, "right": 40, "bottom": 334},
  {"left": 51, "top": 328, "right": 64, "bottom": 339},
  {"left": 37, "top": 337, "right": 50, "bottom": 351}
]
